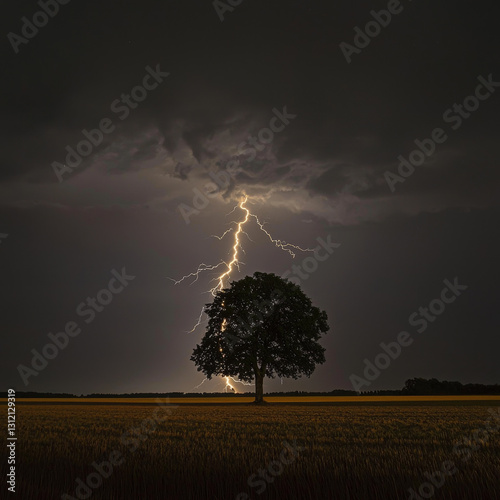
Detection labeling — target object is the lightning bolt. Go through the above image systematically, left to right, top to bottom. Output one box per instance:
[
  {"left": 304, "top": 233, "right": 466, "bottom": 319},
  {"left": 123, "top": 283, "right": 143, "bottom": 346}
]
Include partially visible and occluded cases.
[
  {"left": 171, "top": 194, "right": 315, "bottom": 392},
  {"left": 170, "top": 195, "right": 314, "bottom": 296},
  {"left": 213, "top": 195, "right": 252, "bottom": 294},
  {"left": 224, "top": 376, "right": 252, "bottom": 392},
  {"left": 193, "top": 378, "right": 208, "bottom": 390}
]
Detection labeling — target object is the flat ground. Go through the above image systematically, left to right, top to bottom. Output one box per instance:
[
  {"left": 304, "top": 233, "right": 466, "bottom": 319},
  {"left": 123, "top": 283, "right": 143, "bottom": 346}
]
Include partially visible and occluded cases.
[{"left": 3, "top": 397, "right": 500, "bottom": 499}]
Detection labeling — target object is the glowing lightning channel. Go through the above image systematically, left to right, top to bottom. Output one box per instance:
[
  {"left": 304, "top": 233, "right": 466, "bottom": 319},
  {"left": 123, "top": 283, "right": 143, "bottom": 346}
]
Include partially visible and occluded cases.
[
  {"left": 171, "top": 194, "right": 316, "bottom": 392},
  {"left": 170, "top": 195, "right": 315, "bottom": 297},
  {"left": 213, "top": 196, "right": 251, "bottom": 294},
  {"left": 249, "top": 213, "right": 316, "bottom": 258},
  {"left": 210, "top": 228, "right": 233, "bottom": 240},
  {"left": 168, "top": 261, "right": 228, "bottom": 287},
  {"left": 224, "top": 376, "right": 252, "bottom": 392},
  {"left": 193, "top": 378, "right": 208, "bottom": 390}
]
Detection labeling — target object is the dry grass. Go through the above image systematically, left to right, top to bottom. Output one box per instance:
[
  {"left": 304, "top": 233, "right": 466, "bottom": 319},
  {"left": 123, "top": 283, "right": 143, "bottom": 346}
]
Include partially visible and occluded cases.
[{"left": 3, "top": 400, "right": 500, "bottom": 499}]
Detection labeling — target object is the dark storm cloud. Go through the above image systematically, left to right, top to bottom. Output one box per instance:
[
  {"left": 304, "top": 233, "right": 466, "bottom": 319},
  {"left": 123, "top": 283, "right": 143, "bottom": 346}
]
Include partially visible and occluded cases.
[
  {"left": 2, "top": 0, "right": 498, "bottom": 209},
  {"left": 172, "top": 163, "right": 193, "bottom": 181},
  {"left": 306, "top": 165, "right": 355, "bottom": 197}
]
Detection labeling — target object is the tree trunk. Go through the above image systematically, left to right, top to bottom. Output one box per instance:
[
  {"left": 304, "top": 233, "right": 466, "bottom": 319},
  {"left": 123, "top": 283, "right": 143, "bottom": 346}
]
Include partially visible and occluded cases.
[{"left": 254, "top": 370, "right": 265, "bottom": 404}]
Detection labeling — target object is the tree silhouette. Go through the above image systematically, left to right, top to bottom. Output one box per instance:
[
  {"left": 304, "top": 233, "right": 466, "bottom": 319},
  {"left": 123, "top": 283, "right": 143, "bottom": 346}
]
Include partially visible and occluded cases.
[{"left": 191, "top": 272, "right": 330, "bottom": 403}]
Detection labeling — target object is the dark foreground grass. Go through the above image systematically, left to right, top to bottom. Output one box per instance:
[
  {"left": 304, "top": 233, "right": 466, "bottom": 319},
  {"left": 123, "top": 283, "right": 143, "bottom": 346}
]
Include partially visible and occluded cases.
[{"left": 4, "top": 401, "right": 500, "bottom": 499}]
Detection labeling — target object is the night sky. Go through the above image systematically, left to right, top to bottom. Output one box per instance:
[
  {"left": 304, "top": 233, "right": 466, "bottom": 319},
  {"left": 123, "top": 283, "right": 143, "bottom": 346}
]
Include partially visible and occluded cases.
[{"left": 1, "top": 0, "right": 499, "bottom": 395}]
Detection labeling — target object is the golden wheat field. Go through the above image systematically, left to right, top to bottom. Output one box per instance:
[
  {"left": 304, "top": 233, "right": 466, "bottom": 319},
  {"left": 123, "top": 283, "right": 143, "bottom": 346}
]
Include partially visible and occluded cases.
[{"left": 4, "top": 398, "right": 500, "bottom": 500}]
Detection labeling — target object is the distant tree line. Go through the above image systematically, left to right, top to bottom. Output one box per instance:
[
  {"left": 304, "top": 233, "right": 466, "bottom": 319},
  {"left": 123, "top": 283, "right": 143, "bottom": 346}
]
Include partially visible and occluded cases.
[
  {"left": 401, "top": 378, "right": 500, "bottom": 395},
  {"left": 10, "top": 379, "right": 500, "bottom": 398},
  {"left": 266, "top": 390, "right": 358, "bottom": 396},
  {"left": 356, "top": 390, "right": 402, "bottom": 396},
  {"left": 10, "top": 391, "right": 358, "bottom": 398},
  {"left": 10, "top": 392, "right": 76, "bottom": 398}
]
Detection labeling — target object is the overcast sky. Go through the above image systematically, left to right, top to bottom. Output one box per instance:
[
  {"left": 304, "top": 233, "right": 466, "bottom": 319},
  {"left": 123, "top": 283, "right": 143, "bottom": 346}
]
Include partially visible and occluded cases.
[{"left": 1, "top": 0, "right": 499, "bottom": 395}]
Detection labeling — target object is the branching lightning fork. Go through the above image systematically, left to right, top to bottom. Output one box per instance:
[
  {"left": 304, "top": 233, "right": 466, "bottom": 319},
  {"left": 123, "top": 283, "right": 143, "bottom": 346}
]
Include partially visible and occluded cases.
[
  {"left": 170, "top": 195, "right": 314, "bottom": 296},
  {"left": 171, "top": 195, "right": 315, "bottom": 392}
]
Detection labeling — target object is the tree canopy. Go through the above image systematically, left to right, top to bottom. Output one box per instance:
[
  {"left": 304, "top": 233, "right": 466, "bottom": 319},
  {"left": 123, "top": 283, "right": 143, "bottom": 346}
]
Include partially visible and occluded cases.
[{"left": 191, "top": 272, "right": 330, "bottom": 403}]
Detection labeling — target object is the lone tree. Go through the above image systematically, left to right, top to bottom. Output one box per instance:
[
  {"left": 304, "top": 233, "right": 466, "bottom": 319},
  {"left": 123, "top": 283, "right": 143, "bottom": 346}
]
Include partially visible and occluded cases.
[{"left": 191, "top": 272, "right": 330, "bottom": 403}]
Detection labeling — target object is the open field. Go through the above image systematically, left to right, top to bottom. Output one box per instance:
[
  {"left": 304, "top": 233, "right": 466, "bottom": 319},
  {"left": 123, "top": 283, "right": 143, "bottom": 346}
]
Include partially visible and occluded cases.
[{"left": 3, "top": 398, "right": 500, "bottom": 499}]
